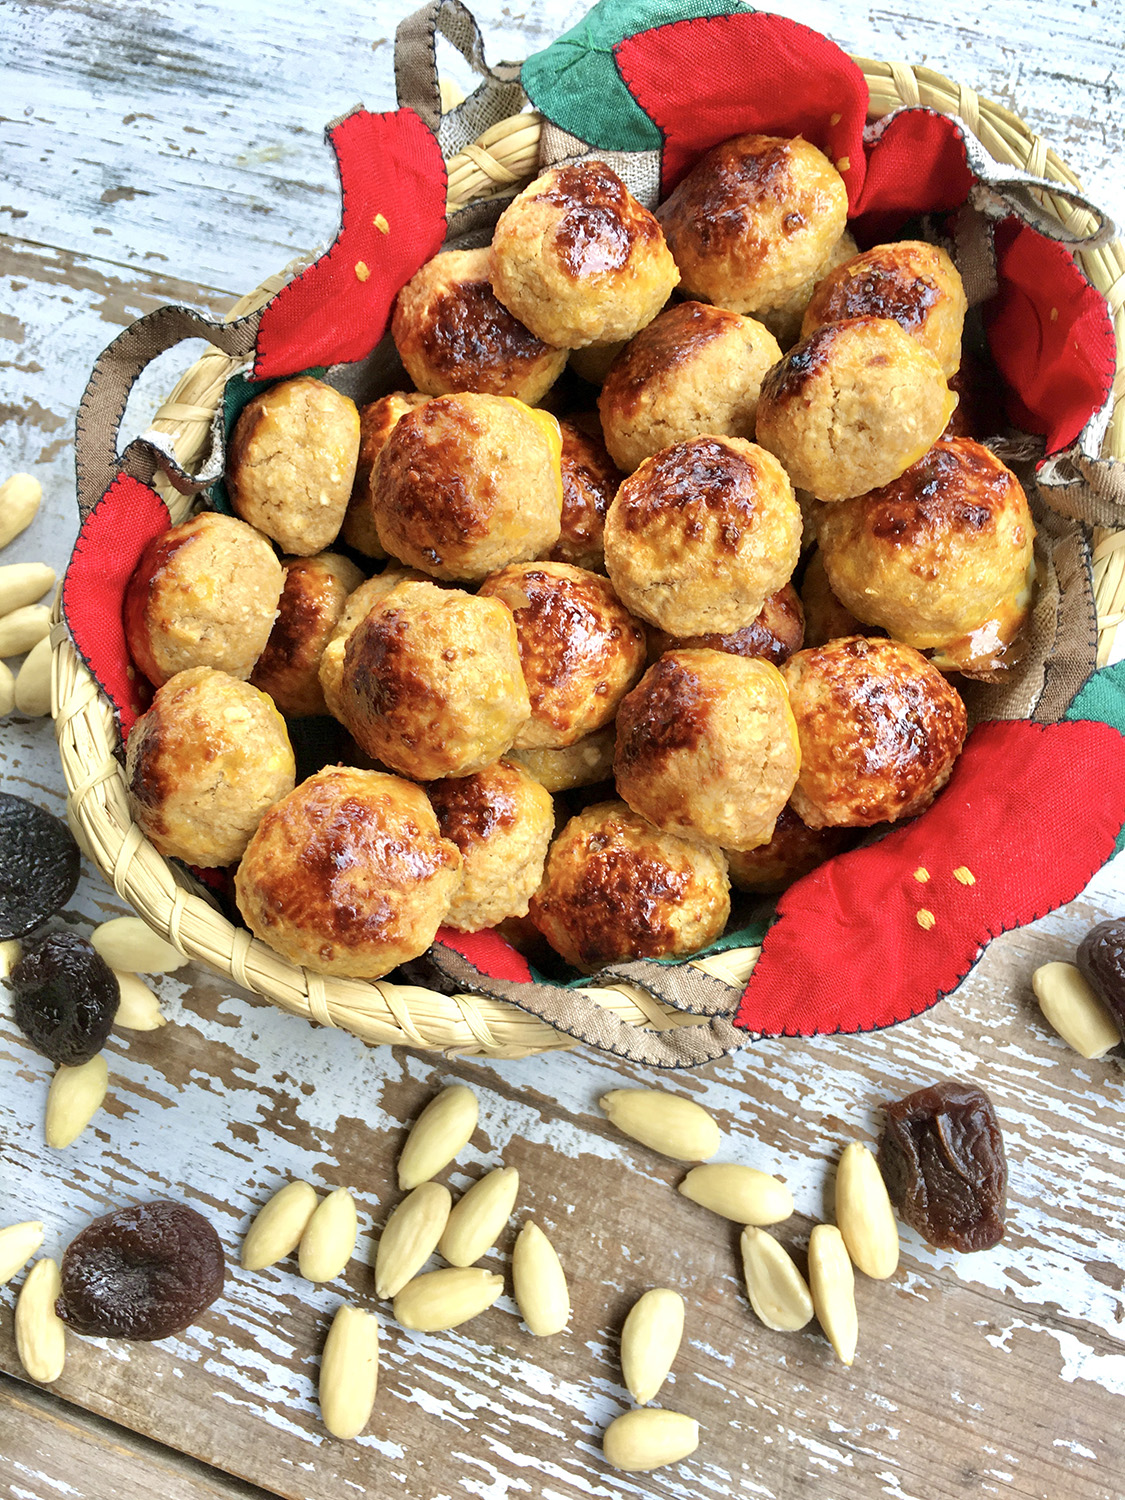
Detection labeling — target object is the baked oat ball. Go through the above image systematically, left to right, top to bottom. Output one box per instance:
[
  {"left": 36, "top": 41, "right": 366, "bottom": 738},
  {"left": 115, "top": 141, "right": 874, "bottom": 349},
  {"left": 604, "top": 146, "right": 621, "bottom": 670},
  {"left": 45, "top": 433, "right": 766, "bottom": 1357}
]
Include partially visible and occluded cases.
[
  {"left": 656, "top": 134, "right": 848, "bottom": 318},
  {"left": 490, "top": 160, "right": 679, "bottom": 349},
  {"left": 758, "top": 231, "right": 858, "bottom": 349},
  {"left": 802, "top": 241, "right": 968, "bottom": 379},
  {"left": 392, "top": 248, "right": 568, "bottom": 403},
  {"left": 598, "top": 301, "right": 782, "bottom": 473},
  {"left": 756, "top": 318, "right": 957, "bottom": 502},
  {"left": 569, "top": 340, "right": 627, "bottom": 386},
  {"left": 227, "top": 375, "right": 360, "bottom": 555},
  {"left": 341, "top": 392, "right": 429, "bottom": 557},
  {"left": 372, "top": 393, "right": 563, "bottom": 581},
  {"left": 550, "top": 417, "right": 622, "bottom": 572},
  {"left": 603, "top": 435, "right": 802, "bottom": 636},
  {"left": 817, "top": 438, "right": 1036, "bottom": 650},
  {"left": 124, "top": 511, "right": 283, "bottom": 689},
  {"left": 799, "top": 549, "right": 872, "bottom": 648},
  {"left": 250, "top": 551, "right": 364, "bottom": 717},
  {"left": 926, "top": 557, "right": 1036, "bottom": 680},
  {"left": 477, "top": 562, "right": 647, "bottom": 749},
  {"left": 317, "top": 568, "right": 428, "bottom": 723},
  {"left": 338, "top": 580, "right": 530, "bottom": 780},
  {"left": 646, "top": 581, "right": 804, "bottom": 667},
  {"left": 782, "top": 636, "right": 967, "bottom": 828},
  {"left": 615, "top": 649, "right": 800, "bottom": 851},
  {"left": 126, "top": 667, "right": 295, "bottom": 867},
  {"left": 506, "top": 724, "right": 617, "bottom": 793},
  {"left": 425, "top": 759, "right": 555, "bottom": 932},
  {"left": 234, "top": 767, "right": 461, "bottom": 978},
  {"left": 529, "top": 800, "right": 729, "bottom": 972},
  {"left": 725, "top": 804, "right": 851, "bottom": 895}
]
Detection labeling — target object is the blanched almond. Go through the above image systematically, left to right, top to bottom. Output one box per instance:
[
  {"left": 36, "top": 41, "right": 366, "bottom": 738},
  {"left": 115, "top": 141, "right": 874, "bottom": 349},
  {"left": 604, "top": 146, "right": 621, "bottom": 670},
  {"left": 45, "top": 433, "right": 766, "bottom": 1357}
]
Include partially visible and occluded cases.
[
  {"left": 0, "top": 474, "right": 41, "bottom": 550},
  {"left": 0, "top": 561, "right": 55, "bottom": 613},
  {"left": 0, "top": 604, "right": 50, "bottom": 657},
  {"left": 14, "top": 635, "right": 52, "bottom": 716},
  {"left": 0, "top": 660, "right": 13, "bottom": 717},
  {"left": 92, "top": 916, "right": 186, "bottom": 974},
  {"left": 0, "top": 936, "right": 20, "bottom": 977},
  {"left": 1033, "top": 961, "right": 1120, "bottom": 1059},
  {"left": 112, "top": 970, "right": 167, "bottom": 1030},
  {"left": 45, "top": 1055, "right": 108, "bottom": 1148},
  {"left": 398, "top": 1085, "right": 479, "bottom": 1190},
  {"left": 599, "top": 1089, "right": 720, "bottom": 1161},
  {"left": 835, "top": 1142, "right": 899, "bottom": 1280},
  {"left": 678, "top": 1163, "right": 793, "bottom": 1224},
  {"left": 439, "top": 1166, "right": 519, "bottom": 1267},
  {"left": 242, "top": 1180, "right": 319, "bottom": 1271},
  {"left": 374, "top": 1182, "right": 451, "bottom": 1298},
  {"left": 298, "top": 1187, "right": 357, "bottom": 1283},
  {"left": 0, "top": 1220, "right": 45, "bottom": 1284},
  {"left": 512, "top": 1221, "right": 569, "bottom": 1336},
  {"left": 808, "top": 1223, "right": 858, "bottom": 1365},
  {"left": 740, "top": 1227, "right": 814, "bottom": 1331},
  {"left": 16, "top": 1258, "right": 65, "bottom": 1383},
  {"left": 393, "top": 1266, "right": 503, "bottom": 1331},
  {"left": 621, "top": 1288, "right": 684, "bottom": 1404},
  {"left": 320, "top": 1304, "right": 379, "bottom": 1440},
  {"left": 602, "top": 1409, "right": 699, "bottom": 1472}
]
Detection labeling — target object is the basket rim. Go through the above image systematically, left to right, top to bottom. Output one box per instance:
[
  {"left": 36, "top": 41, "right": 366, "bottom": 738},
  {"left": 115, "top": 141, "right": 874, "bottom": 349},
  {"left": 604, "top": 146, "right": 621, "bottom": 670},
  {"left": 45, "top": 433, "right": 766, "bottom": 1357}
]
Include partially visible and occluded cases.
[{"left": 51, "top": 50, "right": 1125, "bottom": 1059}]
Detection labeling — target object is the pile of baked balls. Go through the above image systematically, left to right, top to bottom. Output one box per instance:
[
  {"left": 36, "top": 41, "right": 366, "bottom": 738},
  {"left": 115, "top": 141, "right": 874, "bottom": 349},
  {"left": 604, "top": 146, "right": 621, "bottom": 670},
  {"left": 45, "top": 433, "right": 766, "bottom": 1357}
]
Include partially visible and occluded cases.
[{"left": 120, "top": 134, "right": 1036, "bottom": 981}]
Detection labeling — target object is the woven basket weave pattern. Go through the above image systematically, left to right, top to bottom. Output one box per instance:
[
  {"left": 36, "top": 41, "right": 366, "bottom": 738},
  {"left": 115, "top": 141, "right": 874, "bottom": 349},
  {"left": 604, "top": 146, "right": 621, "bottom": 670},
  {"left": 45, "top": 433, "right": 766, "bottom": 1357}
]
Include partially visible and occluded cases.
[{"left": 51, "top": 60, "right": 1125, "bottom": 1058}]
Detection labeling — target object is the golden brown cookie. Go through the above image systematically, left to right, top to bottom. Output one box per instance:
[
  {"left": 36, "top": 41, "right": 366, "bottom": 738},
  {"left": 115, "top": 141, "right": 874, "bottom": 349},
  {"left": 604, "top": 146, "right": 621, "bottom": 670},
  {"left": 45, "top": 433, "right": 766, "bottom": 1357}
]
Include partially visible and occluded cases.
[
  {"left": 490, "top": 160, "right": 678, "bottom": 348},
  {"left": 757, "top": 231, "right": 858, "bottom": 349},
  {"left": 598, "top": 301, "right": 782, "bottom": 472},
  {"left": 226, "top": 375, "right": 360, "bottom": 555},
  {"left": 341, "top": 392, "right": 429, "bottom": 557},
  {"left": 549, "top": 417, "right": 622, "bottom": 572},
  {"left": 603, "top": 435, "right": 802, "bottom": 635},
  {"left": 123, "top": 512, "right": 283, "bottom": 689},
  {"left": 799, "top": 549, "right": 873, "bottom": 649},
  {"left": 250, "top": 552, "right": 364, "bottom": 717},
  {"left": 317, "top": 567, "right": 428, "bottom": 723},
  {"left": 645, "top": 582, "right": 804, "bottom": 667},
  {"left": 782, "top": 637, "right": 967, "bottom": 827},
  {"left": 614, "top": 649, "right": 800, "bottom": 850},
  {"left": 126, "top": 668, "right": 295, "bottom": 867},
  {"left": 506, "top": 725, "right": 617, "bottom": 793},
  {"left": 234, "top": 767, "right": 461, "bottom": 978},
  {"left": 529, "top": 800, "right": 729, "bottom": 971},
  {"left": 725, "top": 804, "right": 851, "bottom": 894}
]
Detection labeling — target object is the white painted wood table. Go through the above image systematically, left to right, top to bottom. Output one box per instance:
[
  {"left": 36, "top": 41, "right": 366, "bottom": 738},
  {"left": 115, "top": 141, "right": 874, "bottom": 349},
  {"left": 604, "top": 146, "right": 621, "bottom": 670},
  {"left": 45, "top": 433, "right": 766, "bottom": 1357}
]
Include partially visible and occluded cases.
[{"left": 2, "top": 1, "right": 1124, "bottom": 1496}]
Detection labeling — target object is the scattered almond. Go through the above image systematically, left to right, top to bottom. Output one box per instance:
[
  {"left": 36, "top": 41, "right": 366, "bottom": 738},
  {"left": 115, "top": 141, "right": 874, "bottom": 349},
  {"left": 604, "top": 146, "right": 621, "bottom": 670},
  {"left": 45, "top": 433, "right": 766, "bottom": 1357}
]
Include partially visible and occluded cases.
[
  {"left": 0, "top": 474, "right": 42, "bottom": 550},
  {"left": 0, "top": 561, "right": 55, "bottom": 614},
  {"left": 0, "top": 603, "right": 51, "bottom": 657},
  {"left": 14, "top": 634, "right": 52, "bottom": 716},
  {"left": 0, "top": 660, "right": 13, "bottom": 717},
  {"left": 91, "top": 916, "right": 186, "bottom": 974},
  {"left": 0, "top": 937, "right": 20, "bottom": 977},
  {"left": 1032, "top": 961, "right": 1120, "bottom": 1059},
  {"left": 112, "top": 970, "right": 167, "bottom": 1031},
  {"left": 45, "top": 1055, "right": 108, "bottom": 1149},
  {"left": 398, "top": 1085, "right": 479, "bottom": 1191},
  {"left": 598, "top": 1089, "right": 720, "bottom": 1161},
  {"left": 835, "top": 1142, "right": 899, "bottom": 1280},
  {"left": 678, "top": 1163, "right": 793, "bottom": 1225},
  {"left": 439, "top": 1166, "right": 519, "bottom": 1267},
  {"left": 242, "top": 1180, "right": 319, "bottom": 1272},
  {"left": 374, "top": 1182, "right": 452, "bottom": 1298},
  {"left": 298, "top": 1187, "right": 358, "bottom": 1283},
  {"left": 0, "top": 1220, "right": 45, "bottom": 1284},
  {"left": 512, "top": 1221, "right": 569, "bottom": 1336},
  {"left": 808, "top": 1223, "right": 858, "bottom": 1365},
  {"left": 740, "top": 1227, "right": 814, "bottom": 1331},
  {"left": 15, "top": 1257, "right": 66, "bottom": 1383},
  {"left": 393, "top": 1266, "right": 504, "bottom": 1331},
  {"left": 621, "top": 1288, "right": 684, "bottom": 1404},
  {"left": 320, "top": 1304, "right": 379, "bottom": 1440},
  {"left": 602, "top": 1408, "right": 700, "bottom": 1473}
]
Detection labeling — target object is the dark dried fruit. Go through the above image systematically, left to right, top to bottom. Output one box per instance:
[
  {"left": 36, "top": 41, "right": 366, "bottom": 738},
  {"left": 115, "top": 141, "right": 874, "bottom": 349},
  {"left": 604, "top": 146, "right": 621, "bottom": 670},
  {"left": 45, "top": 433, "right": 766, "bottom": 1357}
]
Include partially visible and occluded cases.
[
  {"left": 0, "top": 791, "right": 81, "bottom": 941},
  {"left": 1076, "top": 919, "right": 1125, "bottom": 1042},
  {"left": 11, "top": 931, "right": 118, "bottom": 1066},
  {"left": 877, "top": 1079, "right": 1007, "bottom": 1252},
  {"left": 57, "top": 1200, "right": 225, "bottom": 1341}
]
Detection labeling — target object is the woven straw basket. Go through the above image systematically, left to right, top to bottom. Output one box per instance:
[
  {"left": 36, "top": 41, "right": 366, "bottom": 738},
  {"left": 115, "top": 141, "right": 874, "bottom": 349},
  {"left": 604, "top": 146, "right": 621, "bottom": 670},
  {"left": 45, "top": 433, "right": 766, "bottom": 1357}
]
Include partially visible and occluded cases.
[{"left": 50, "top": 38, "right": 1125, "bottom": 1061}]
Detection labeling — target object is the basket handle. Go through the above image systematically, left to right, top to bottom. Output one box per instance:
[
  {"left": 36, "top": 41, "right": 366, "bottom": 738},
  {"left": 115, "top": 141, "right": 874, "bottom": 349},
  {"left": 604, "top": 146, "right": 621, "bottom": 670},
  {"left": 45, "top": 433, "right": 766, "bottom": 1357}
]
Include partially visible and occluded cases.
[
  {"left": 395, "top": 0, "right": 524, "bottom": 151},
  {"left": 74, "top": 303, "right": 261, "bottom": 523}
]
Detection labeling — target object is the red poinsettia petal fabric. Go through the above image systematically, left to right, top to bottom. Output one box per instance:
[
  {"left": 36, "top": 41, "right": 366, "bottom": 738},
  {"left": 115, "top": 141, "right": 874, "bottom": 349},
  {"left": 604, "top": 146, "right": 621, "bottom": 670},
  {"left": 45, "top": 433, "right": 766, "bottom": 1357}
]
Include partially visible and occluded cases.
[
  {"left": 614, "top": 12, "right": 869, "bottom": 204},
  {"left": 253, "top": 108, "right": 448, "bottom": 380},
  {"left": 851, "top": 109, "right": 975, "bottom": 243},
  {"left": 62, "top": 474, "right": 170, "bottom": 736},
  {"left": 735, "top": 718, "right": 1125, "bottom": 1038},
  {"left": 435, "top": 927, "right": 532, "bottom": 983}
]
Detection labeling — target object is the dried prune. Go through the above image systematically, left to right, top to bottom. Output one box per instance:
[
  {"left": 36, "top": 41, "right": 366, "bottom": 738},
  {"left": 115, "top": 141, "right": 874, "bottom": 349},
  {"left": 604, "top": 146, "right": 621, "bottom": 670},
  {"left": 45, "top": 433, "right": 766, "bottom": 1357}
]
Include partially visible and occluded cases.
[
  {"left": 0, "top": 791, "right": 81, "bottom": 940},
  {"left": 1076, "top": 919, "right": 1125, "bottom": 1042},
  {"left": 12, "top": 930, "right": 118, "bottom": 1066},
  {"left": 877, "top": 1079, "right": 1006, "bottom": 1252},
  {"left": 57, "top": 1200, "right": 225, "bottom": 1341}
]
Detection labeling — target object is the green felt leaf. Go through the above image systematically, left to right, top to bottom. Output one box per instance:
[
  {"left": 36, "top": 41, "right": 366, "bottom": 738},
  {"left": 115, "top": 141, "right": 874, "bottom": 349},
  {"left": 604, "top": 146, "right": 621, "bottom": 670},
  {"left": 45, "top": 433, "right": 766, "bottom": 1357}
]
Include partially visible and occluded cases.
[
  {"left": 521, "top": 0, "right": 748, "bottom": 153},
  {"left": 1063, "top": 660, "right": 1125, "bottom": 856}
]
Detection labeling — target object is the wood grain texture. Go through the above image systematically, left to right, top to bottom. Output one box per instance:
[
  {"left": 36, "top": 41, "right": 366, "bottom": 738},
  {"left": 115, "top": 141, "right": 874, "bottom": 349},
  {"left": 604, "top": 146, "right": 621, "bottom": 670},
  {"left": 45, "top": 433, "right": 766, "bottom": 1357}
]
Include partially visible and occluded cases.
[{"left": 2, "top": 0, "right": 1125, "bottom": 1495}]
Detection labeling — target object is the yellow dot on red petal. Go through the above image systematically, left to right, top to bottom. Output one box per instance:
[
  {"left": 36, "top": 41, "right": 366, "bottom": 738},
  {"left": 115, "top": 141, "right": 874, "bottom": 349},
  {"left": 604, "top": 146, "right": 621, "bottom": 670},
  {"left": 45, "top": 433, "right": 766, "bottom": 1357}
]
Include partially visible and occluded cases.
[
  {"left": 830, "top": 112, "right": 842, "bottom": 126},
  {"left": 836, "top": 156, "right": 851, "bottom": 172},
  {"left": 374, "top": 213, "right": 390, "bottom": 234},
  {"left": 355, "top": 261, "right": 370, "bottom": 282},
  {"left": 1049, "top": 307, "right": 1059, "bottom": 322},
  {"left": 953, "top": 866, "right": 976, "bottom": 886},
  {"left": 913, "top": 867, "right": 930, "bottom": 883},
  {"left": 917, "top": 909, "right": 936, "bottom": 930}
]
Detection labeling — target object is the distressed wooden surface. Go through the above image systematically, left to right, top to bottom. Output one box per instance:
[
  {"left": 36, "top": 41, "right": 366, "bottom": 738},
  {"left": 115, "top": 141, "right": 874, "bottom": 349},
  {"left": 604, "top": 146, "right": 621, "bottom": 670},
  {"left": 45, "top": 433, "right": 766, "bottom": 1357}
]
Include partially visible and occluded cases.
[{"left": 1, "top": 0, "right": 1125, "bottom": 1496}]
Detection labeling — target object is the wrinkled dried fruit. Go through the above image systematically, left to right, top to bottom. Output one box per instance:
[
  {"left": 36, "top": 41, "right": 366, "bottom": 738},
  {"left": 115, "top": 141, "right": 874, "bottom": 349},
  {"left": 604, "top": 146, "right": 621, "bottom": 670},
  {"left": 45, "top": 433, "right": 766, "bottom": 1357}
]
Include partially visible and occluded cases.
[
  {"left": 0, "top": 793, "right": 81, "bottom": 942},
  {"left": 1076, "top": 919, "right": 1125, "bottom": 1043},
  {"left": 12, "top": 931, "right": 118, "bottom": 1066},
  {"left": 878, "top": 1080, "right": 1007, "bottom": 1252},
  {"left": 58, "top": 1200, "right": 225, "bottom": 1340},
  {"left": 602, "top": 1408, "right": 700, "bottom": 1473}
]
